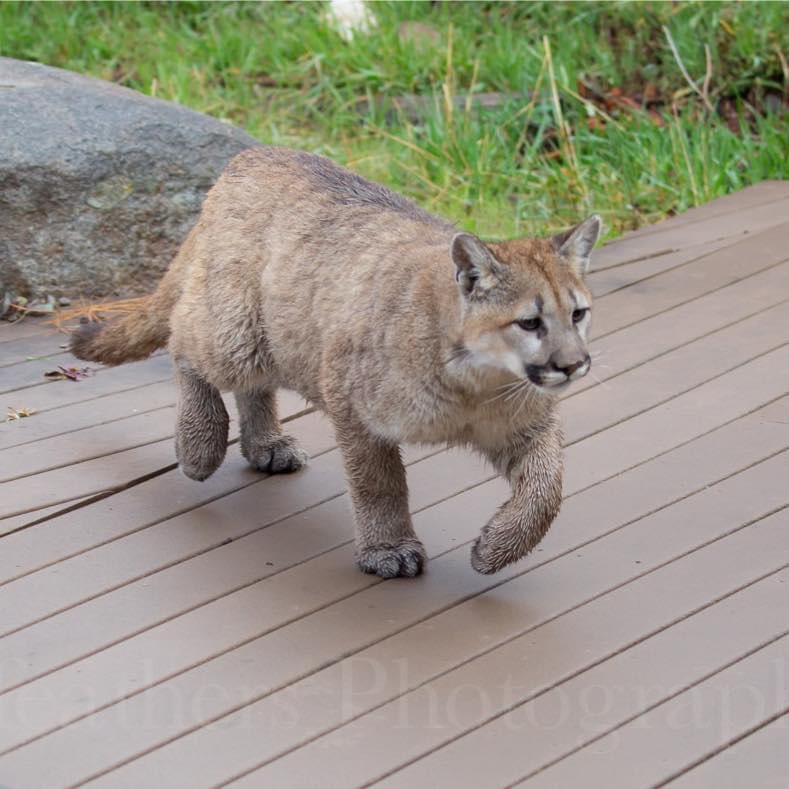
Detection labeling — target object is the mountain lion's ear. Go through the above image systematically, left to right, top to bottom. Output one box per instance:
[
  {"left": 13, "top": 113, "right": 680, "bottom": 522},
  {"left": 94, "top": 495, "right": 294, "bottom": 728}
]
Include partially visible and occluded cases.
[
  {"left": 551, "top": 214, "right": 602, "bottom": 275},
  {"left": 451, "top": 233, "right": 502, "bottom": 296}
]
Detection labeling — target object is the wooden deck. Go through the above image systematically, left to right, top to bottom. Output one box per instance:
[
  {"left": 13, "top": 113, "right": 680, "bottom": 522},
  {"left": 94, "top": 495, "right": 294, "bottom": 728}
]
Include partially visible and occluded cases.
[{"left": 1, "top": 181, "right": 788, "bottom": 788}]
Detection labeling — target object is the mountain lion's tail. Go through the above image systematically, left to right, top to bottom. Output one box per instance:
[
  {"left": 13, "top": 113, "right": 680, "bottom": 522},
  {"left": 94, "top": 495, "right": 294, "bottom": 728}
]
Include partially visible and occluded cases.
[{"left": 70, "top": 245, "right": 188, "bottom": 366}]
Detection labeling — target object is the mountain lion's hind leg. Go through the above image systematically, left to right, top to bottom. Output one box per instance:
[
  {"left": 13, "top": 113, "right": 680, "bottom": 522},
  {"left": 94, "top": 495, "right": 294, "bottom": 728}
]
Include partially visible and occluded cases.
[
  {"left": 174, "top": 360, "right": 229, "bottom": 481},
  {"left": 235, "top": 389, "right": 308, "bottom": 474},
  {"left": 332, "top": 411, "right": 425, "bottom": 578}
]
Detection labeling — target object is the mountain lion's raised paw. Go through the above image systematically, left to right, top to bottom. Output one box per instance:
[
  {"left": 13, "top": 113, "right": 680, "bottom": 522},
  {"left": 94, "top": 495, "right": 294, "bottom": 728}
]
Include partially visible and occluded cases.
[
  {"left": 245, "top": 435, "right": 308, "bottom": 474},
  {"left": 357, "top": 538, "right": 426, "bottom": 578}
]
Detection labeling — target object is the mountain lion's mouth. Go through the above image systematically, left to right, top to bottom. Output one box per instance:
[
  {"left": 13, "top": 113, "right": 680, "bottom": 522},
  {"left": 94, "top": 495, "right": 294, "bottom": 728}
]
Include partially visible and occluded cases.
[
  {"left": 525, "top": 361, "right": 590, "bottom": 390},
  {"left": 531, "top": 378, "right": 572, "bottom": 394}
]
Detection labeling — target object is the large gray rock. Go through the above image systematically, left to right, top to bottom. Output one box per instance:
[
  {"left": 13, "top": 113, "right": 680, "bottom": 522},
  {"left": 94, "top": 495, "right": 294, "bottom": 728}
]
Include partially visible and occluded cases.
[{"left": 0, "top": 57, "right": 259, "bottom": 300}]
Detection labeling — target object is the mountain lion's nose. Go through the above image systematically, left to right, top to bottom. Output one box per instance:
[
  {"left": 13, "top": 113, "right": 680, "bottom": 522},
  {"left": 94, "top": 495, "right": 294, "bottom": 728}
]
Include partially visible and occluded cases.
[{"left": 557, "top": 357, "right": 590, "bottom": 377}]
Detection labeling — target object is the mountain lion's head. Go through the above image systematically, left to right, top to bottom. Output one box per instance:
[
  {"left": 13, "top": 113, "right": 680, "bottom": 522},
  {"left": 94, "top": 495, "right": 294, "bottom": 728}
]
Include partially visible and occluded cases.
[{"left": 449, "top": 215, "right": 601, "bottom": 394}]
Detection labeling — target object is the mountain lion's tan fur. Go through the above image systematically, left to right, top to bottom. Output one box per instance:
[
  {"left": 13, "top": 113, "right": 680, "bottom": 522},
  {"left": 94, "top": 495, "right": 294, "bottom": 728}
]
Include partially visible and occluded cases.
[{"left": 72, "top": 146, "right": 601, "bottom": 577}]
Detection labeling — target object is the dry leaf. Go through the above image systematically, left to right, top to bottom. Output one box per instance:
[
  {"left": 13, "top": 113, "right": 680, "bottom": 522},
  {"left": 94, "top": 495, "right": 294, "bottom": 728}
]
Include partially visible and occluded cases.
[
  {"left": 44, "top": 365, "right": 93, "bottom": 381},
  {"left": 6, "top": 406, "right": 36, "bottom": 422}
]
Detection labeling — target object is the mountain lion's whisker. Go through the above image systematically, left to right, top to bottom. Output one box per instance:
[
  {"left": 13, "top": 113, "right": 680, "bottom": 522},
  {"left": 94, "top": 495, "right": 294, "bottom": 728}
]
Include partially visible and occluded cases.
[{"left": 482, "top": 381, "right": 524, "bottom": 406}]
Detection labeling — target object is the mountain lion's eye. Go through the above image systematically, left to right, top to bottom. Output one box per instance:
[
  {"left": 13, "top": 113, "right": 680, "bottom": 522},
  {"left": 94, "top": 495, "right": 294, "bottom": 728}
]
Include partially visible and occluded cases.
[
  {"left": 572, "top": 308, "right": 588, "bottom": 324},
  {"left": 517, "top": 317, "right": 542, "bottom": 332}
]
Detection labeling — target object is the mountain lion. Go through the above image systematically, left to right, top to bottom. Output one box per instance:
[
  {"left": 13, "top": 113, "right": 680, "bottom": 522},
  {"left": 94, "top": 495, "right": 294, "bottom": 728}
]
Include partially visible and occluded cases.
[{"left": 72, "top": 146, "right": 600, "bottom": 578}]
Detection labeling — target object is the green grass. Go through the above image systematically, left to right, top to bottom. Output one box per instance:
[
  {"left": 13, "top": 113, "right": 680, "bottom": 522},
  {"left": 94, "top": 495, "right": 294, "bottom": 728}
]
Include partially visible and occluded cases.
[{"left": 1, "top": 0, "right": 786, "bottom": 239}]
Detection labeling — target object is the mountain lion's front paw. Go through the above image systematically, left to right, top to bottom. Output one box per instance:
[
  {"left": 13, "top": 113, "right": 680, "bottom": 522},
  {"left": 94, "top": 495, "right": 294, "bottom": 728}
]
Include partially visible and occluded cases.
[
  {"left": 244, "top": 435, "right": 308, "bottom": 474},
  {"left": 357, "top": 539, "right": 426, "bottom": 578}
]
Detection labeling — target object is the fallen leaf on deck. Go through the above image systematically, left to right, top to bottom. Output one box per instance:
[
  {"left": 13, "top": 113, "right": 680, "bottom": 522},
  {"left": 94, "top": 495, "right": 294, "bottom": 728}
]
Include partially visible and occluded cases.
[
  {"left": 44, "top": 365, "right": 93, "bottom": 381},
  {"left": 6, "top": 406, "right": 36, "bottom": 422}
]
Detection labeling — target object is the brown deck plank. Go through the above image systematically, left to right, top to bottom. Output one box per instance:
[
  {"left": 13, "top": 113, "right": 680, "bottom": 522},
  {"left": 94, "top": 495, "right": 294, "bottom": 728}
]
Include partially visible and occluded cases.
[
  {"left": 613, "top": 180, "right": 789, "bottom": 239},
  {"left": 593, "top": 192, "right": 789, "bottom": 270},
  {"left": 591, "top": 220, "right": 789, "bottom": 338},
  {"left": 586, "top": 237, "right": 734, "bottom": 297},
  {"left": 569, "top": 260, "right": 789, "bottom": 399},
  {"left": 562, "top": 300, "right": 789, "bottom": 443},
  {"left": 0, "top": 318, "right": 56, "bottom": 343},
  {"left": 0, "top": 331, "right": 71, "bottom": 368},
  {"left": 1, "top": 336, "right": 780, "bottom": 704},
  {"left": 564, "top": 344, "right": 789, "bottom": 494},
  {"left": 0, "top": 349, "right": 112, "bottom": 394},
  {"left": 0, "top": 352, "right": 173, "bottom": 418},
  {"left": 0, "top": 380, "right": 178, "bottom": 449},
  {"left": 0, "top": 389, "right": 307, "bottom": 481},
  {"left": 0, "top": 391, "right": 313, "bottom": 517},
  {"left": 2, "top": 398, "right": 785, "bottom": 758},
  {"left": 1, "top": 404, "right": 212, "bottom": 482},
  {"left": 51, "top": 406, "right": 789, "bottom": 788},
  {"left": 3, "top": 416, "right": 784, "bottom": 772},
  {"left": 0, "top": 432, "right": 435, "bottom": 586},
  {"left": 0, "top": 433, "right": 433, "bottom": 585},
  {"left": 0, "top": 439, "right": 323, "bottom": 568},
  {"left": 0, "top": 440, "right": 480, "bottom": 638},
  {"left": 0, "top": 443, "right": 483, "bottom": 687},
  {"left": 10, "top": 464, "right": 785, "bottom": 788},
  {"left": 0, "top": 496, "right": 91, "bottom": 538},
  {"left": 231, "top": 554, "right": 789, "bottom": 789},
  {"left": 372, "top": 567, "right": 789, "bottom": 789},
  {"left": 519, "top": 634, "right": 789, "bottom": 789},
  {"left": 665, "top": 713, "right": 789, "bottom": 789}
]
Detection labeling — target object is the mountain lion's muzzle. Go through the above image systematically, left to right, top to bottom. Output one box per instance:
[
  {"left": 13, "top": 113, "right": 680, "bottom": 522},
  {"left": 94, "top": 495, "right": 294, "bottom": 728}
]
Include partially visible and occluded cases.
[{"left": 525, "top": 355, "right": 591, "bottom": 389}]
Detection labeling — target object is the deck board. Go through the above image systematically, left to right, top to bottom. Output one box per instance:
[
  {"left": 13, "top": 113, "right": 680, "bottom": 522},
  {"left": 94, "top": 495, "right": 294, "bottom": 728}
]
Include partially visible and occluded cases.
[
  {"left": 612, "top": 180, "right": 789, "bottom": 239},
  {"left": 0, "top": 182, "right": 787, "bottom": 788},
  {"left": 592, "top": 191, "right": 789, "bottom": 269},
  {"left": 589, "top": 220, "right": 789, "bottom": 337},
  {"left": 583, "top": 237, "right": 734, "bottom": 297},
  {"left": 568, "top": 260, "right": 789, "bottom": 399},
  {"left": 0, "top": 318, "right": 59, "bottom": 343},
  {"left": 0, "top": 330, "right": 71, "bottom": 368},
  {"left": 0, "top": 352, "right": 174, "bottom": 417},
  {"left": 0, "top": 380, "right": 180, "bottom": 450},
  {"left": 0, "top": 389, "right": 308, "bottom": 482},
  {"left": 2, "top": 399, "right": 785, "bottom": 758},
  {"left": 68, "top": 435, "right": 789, "bottom": 789},
  {"left": 7, "top": 471, "right": 788, "bottom": 788},
  {"left": 231, "top": 538, "right": 789, "bottom": 789},
  {"left": 518, "top": 631, "right": 789, "bottom": 789},
  {"left": 665, "top": 712, "right": 789, "bottom": 789}
]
